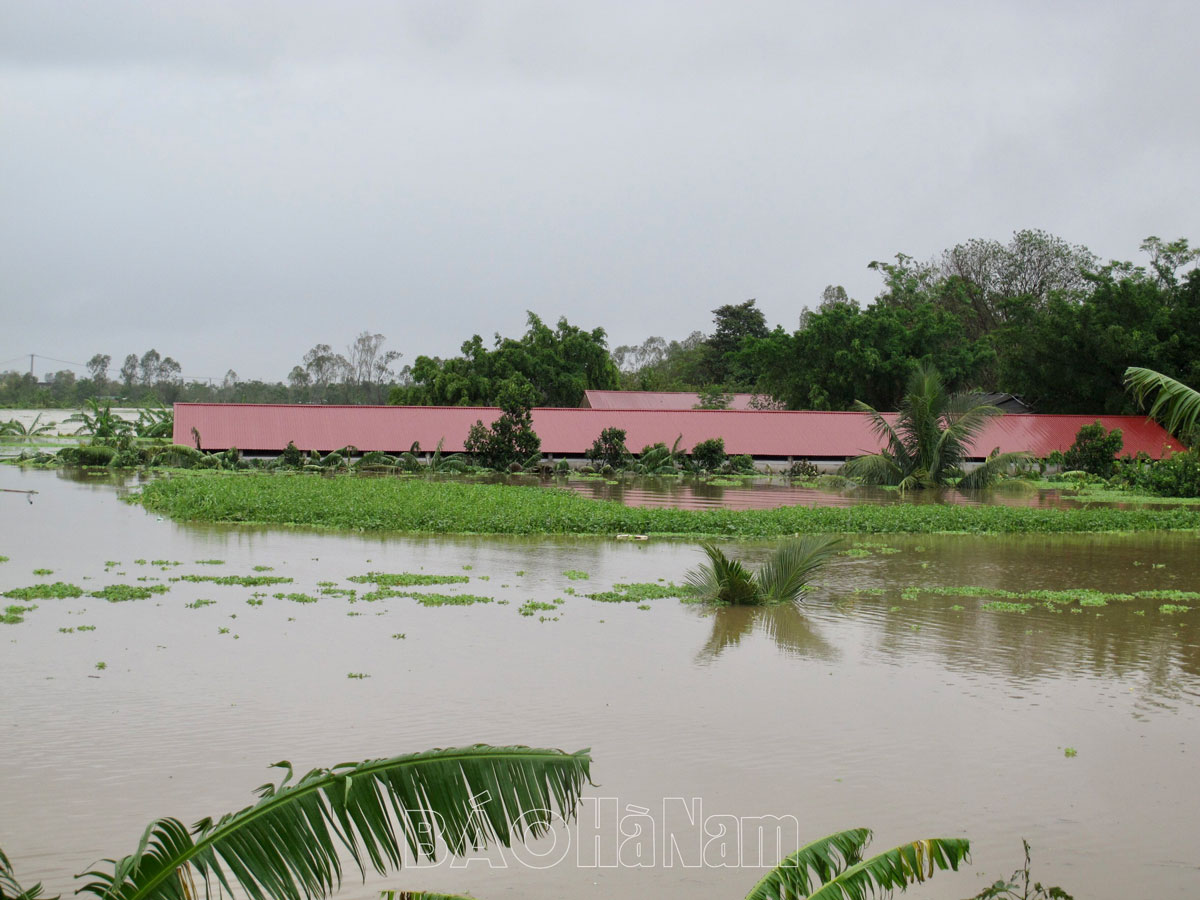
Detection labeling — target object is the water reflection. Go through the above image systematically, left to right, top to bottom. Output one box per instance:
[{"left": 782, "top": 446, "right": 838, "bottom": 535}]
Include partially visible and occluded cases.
[{"left": 689, "top": 602, "right": 839, "bottom": 663}]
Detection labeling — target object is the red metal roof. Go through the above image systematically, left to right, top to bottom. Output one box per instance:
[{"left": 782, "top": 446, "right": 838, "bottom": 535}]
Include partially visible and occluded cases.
[
  {"left": 583, "top": 390, "right": 763, "bottom": 410},
  {"left": 173, "top": 403, "right": 1179, "bottom": 459}
]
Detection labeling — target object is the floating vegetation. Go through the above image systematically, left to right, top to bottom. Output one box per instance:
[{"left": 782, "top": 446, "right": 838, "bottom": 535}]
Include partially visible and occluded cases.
[
  {"left": 137, "top": 475, "right": 1200, "bottom": 536},
  {"left": 838, "top": 548, "right": 873, "bottom": 558},
  {"left": 0, "top": 556, "right": 8, "bottom": 563},
  {"left": 195, "top": 559, "right": 225, "bottom": 565},
  {"left": 151, "top": 560, "right": 182, "bottom": 567},
  {"left": 253, "top": 565, "right": 274, "bottom": 572},
  {"left": 32, "top": 568, "right": 53, "bottom": 575},
  {"left": 514, "top": 570, "right": 526, "bottom": 576},
  {"left": 563, "top": 570, "right": 590, "bottom": 580},
  {"left": 347, "top": 572, "right": 469, "bottom": 587},
  {"left": 180, "top": 574, "right": 294, "bottom": 587},
  {"left": 3, "top": 582, "right": 83, "bottom": 600},
  {"left": 585, "top": 582, "right": 696, "bottom": 603},
  {"left": 89, "top": 584, "right": 170, "bottom": 602},
  {"left": 317, "top": 584, "right": 356, "bottom": 600},
  {"left": 901, "top": 585, "right": 1200, "bottom": 612},
  {"left": 274, "top": 592, "right": 318, "bottom": 604},
  {"left": 402, "top": 592, "right": 493, "bottom": 607},
  {"left": 246, "top": 597, "right": 263, "bottom": 606},
  {"left": 185, "top": 598, "right": 216, "bottom": 609},
  {"left": 519, "top": 600, "right": 560, "bottom": 617},
  {"left": 982, "top": 601, "right": 1034, "bottom": 613},
  {"left": 1, "top": 603, "right": 35, "bottom": 624},
  {"left": 637, "top": 604, "right": 651, "bottom": 611},
  {"left": 1160, "top": 604, "right": 1192, "bottom": 615},
  {"left": 77, "top": 624, "right": 96, "bottom": 632},
  {"left": 217, "top": 627, "right": 230, "bottom": 634},
  {"left": 391, "top": 633, "right": 406, "bottom": 639},
  {"left": 94, "top": 661, "right": 107, "bottom": 670},
  {"left": 346, "top": 672, "right": 370, "bottom": 679},
  {"left": 1064, "top": 747, "right": 1078, "bottom": 758}
]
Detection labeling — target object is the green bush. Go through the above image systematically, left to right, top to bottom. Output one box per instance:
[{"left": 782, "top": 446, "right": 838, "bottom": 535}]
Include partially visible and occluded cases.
[
  {"left": 1062, "top": 422, "right": 1123, "bottom": 478},
  {"left": 585, "top": 427, "right": 629, "bottom": 469},
  {"left": 690, "top": 437, "right": 727, "bottom": 472},
  {"left": 76, "top": 445, "right": 117, "bottom": 466},
  {"left": 151, "top": 445, "right": 205, "bottom": 468},
  {"left": 1140, "top": 449, "right": 1200, "bottom": 498},
  {"left": 727, "top": 454, "right": 755, "bottom": 474}
]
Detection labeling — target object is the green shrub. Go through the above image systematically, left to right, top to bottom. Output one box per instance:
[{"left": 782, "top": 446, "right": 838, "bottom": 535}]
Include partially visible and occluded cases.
[
  {"left": 1062, "top": 422, "right": 1123, "bottom": 478},
  {"left": 585, "top": 427, "right": 629, "bottom": 469},
  {"left": 690, "top": 437, "right": 727, "bottom": 472},
  {"left": 152, "top": 444, "right": 205, "bottom": 468},
  {"left": 76, "top": 445, "right": 117, "bottom": 466},
  {"left": 1140, "top": 449, "right": 1200, "bottom": 498},
  {"left": 727, "top": 454, "right": 755, "bottom": 474},
  {"left": 787, "top": 459, "right": 820, "bottom": 478}
]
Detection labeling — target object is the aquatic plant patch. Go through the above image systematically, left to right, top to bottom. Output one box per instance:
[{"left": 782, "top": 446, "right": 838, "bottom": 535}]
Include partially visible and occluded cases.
[
  {"left": 135, "top": 475, "right": 1200, "bottom": 536},
  {"left": 347, "top": 572, "right": 469, "bottom": 586},
  {"left": 180, "top": 574, "right": 294, "bottom": 587},
  {"left": 3, "top": 582, "right": 83, "bottom": 600},
  {"left": 586, "top": 582, "right": 696, "bottom": 603},
  {"left": 89, "top": 584, "right": 170, "bottom": 602},
  {"left": 899, "top": 585, "right": 1200, "bottom": 611},
  {"left": 274, "top": 592, "right": 319, "bottom": 604},
  {"left": 2, "top": 603, "right": 35, "bottom": 624}
]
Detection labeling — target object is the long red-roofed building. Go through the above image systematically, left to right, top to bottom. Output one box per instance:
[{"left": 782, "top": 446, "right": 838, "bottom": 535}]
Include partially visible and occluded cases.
[{"left": 173, "top": 403, "right": 1180, "bottom": 461}]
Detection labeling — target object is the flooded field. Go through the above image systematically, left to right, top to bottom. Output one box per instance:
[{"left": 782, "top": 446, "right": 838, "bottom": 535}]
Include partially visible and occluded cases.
[{"left": 2, "top": 465, "right": 1199, "bottom": 899}]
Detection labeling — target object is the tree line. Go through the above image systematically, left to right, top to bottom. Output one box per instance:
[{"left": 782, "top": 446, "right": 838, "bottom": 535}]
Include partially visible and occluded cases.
[{"left": 4, "top": 231, "right": 1196, "bottom": 418}]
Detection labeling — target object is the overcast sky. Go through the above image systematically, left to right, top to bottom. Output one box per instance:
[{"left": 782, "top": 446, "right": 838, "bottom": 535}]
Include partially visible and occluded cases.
[{"left": 2, "top": 1, "right": 1198, "bottom": 383}]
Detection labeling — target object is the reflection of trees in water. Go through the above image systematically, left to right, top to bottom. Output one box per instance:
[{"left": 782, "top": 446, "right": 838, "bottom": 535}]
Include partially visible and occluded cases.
[
  {"left": 868, "top": 598, "right": 1200, "bottom": 704},
  {"left": 689, "top": 602, "right": 839, "bottom": 663}
]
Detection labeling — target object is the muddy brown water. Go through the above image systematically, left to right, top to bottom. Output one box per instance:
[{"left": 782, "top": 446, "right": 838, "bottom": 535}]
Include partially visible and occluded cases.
[{"left": 2, "top": 466, "right": 1199, "bottom": 899}]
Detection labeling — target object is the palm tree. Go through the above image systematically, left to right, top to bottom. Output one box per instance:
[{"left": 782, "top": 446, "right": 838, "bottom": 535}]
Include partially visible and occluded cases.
[
  {"left": 842, "top": 363, "right": 1030, "bottom": 490},
  {"left": 1125, "top": 366, "right": 1200, "bottom": 441},
  {"left": 685, "top": 538, "right": 841, "bottom": 605},
  {"left": 0, "top": 744, "right": 591, "bottom": 900},
  {"left": 743, "top": 827, "right": 970, "bottom": 900}
]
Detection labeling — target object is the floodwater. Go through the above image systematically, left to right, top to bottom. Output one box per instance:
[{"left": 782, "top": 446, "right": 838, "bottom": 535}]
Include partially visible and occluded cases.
[
  {"left": 2, "top": 466, "right": 1199, "bottom": 899},
  {"left": 557, "top": 474, "right": 1185, "bottom": 512}
]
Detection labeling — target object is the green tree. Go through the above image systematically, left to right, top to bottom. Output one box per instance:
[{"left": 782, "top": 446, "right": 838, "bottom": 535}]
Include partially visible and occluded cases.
[
  {"left": 464, "top": 379, "right": 541, "bottom": 470},
  {"left": 585, "top": 426, "right": 630, "bottom": 468}
]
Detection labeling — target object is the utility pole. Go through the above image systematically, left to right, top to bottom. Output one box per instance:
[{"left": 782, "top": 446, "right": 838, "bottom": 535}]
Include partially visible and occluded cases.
[{"left": 29, "top": 354, "right": 34, "bottom": 378}]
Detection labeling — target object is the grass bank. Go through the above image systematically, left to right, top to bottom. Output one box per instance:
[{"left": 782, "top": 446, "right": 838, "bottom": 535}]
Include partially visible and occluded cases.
[{"left": 135, "top": 474, "right": 1200, "bottom": 537}]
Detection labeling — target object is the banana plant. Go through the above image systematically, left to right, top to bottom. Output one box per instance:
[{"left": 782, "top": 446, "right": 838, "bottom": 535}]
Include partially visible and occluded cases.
[
  {"left": 1125, "top": 366, "right": 1200, "bottom": 441},
  {"left": 0, "top": 414, "right": 55, "bottom": 442},
  {"left": 0, "top": 744, "right": 591, "bottom": 900},
  {"left": 743, "top": 827, "right": 970, "bottom": 900}
]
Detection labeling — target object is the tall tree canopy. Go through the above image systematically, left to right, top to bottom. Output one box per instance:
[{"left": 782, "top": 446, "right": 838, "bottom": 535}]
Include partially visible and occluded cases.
[{"left": 389, "top": 312, "right": 619, "bottom": 408}]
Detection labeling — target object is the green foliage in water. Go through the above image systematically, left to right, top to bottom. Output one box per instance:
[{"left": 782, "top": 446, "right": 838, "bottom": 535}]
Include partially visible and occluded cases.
[
  {"left": 135, "top": 474, "right": 1200, "bottom": 536},
  {"left": 685, "top": 537, "right": 840, "bottom": 605},
  {"left": 347, "top": 572, "right": 469, "bottom": 586},
  {"left": 180, "top": 574, "right": 294, "bottom": 587},
  {"left": 3, "top": 582, "right": 83, "bottom": 600},
  {"left": 585, "top": 582, "right": 695, "bottom": 603},
  {"left": 89, "top": 584, "right": 170, "bottom": 602},
  {"left": 274, "top": 592, "right": 319, "bottom": 604},
  {"left": 1, "top": 603, "right": 36, "bottom": 624}
]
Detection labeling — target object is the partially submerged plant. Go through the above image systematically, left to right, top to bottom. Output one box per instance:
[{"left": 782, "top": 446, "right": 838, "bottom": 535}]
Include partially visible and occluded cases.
[
  {"left": 842, "top": 362, "right": 1031, "bottom": 490},
  {"left": 685, "top": 537, "right": 840, "bottom": 605}
]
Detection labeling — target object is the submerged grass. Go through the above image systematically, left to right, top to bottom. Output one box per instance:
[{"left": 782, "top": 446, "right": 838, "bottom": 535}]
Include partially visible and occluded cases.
[{"left": 136, "top": 474, "right": 1200, "bottom": 536}]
